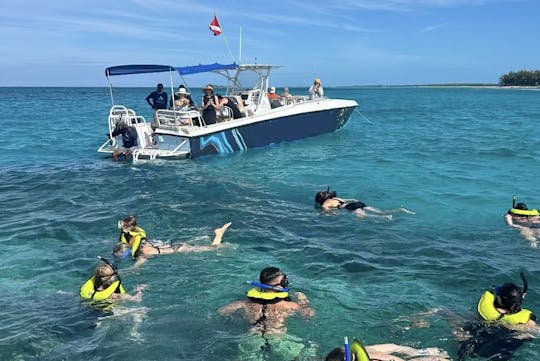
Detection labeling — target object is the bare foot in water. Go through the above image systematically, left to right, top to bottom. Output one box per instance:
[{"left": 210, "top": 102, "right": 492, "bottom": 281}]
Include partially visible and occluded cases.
[{"left": 212, "top": 222, "right": 232, "bottom": 245}]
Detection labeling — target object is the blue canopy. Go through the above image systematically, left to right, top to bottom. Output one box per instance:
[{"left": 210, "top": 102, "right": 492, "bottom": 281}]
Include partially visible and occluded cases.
[{"left": 105, "top": 63, "right": 237, "bottom": 77}]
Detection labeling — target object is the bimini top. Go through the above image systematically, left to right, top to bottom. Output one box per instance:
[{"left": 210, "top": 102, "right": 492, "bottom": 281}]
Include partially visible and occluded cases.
[{"left": 105, "top": 63, "right": 238, "bottom": 77}]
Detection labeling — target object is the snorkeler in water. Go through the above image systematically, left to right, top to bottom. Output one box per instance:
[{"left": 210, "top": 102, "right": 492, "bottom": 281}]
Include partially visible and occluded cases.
[
  {"left": 314, "top": 187, "right": 414, "bottom": 219},
  {"left": 505, "top": 196, "right": 540, "bottom": 247},
  {"left": 113, "top": 220, "right": 231, "bottom": 268},
  {"left": 80, "top": 257, "right": 145, "bottom": 302},
  {"left": 219, "top": 267, "right": 314, "bottom": 335},
  {"left": 456, "top": 272, "right": 537, "bottom": 360},
  {"left": 325, "top": 337, "right": 450, "bottom": 361}
]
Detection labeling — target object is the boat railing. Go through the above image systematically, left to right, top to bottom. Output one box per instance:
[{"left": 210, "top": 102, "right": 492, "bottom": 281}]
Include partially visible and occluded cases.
[
  {"left": 104, "top": 105, "right": 147, "bottom": 148},
  {"left": 155, "top": 109, "right": 205, "bottom": 130}
]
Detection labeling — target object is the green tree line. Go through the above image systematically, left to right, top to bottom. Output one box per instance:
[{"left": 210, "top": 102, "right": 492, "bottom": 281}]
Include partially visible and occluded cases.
[{"left": 499, "top": 70, "right": 540, "bottom": 86}]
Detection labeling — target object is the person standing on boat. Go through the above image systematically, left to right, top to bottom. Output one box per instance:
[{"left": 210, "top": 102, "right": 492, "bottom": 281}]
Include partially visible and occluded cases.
[
  {"left": 308, "top": 78, "right": 324, "bottom": 99},
  {"left": 145, "top": 83, "right": 168, "bottom": 110},
  {"left": 201, "top": 84, "right": 220, "bottom": 125}
]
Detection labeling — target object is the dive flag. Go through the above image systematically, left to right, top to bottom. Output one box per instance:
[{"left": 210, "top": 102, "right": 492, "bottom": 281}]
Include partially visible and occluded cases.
[{"left": 209, "top": 15, "right": 222, "bottom": 36}]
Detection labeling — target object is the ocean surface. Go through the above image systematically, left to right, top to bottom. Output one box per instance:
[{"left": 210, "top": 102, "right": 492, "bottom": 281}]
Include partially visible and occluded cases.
[{"left": 1, "top": 86, "right": 540, "bottom": 361}]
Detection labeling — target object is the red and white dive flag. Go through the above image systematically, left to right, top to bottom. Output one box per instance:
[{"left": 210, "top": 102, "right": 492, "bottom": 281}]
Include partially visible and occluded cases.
[{"left": 209, "top": 15, "right": 222, "bottom": 36}]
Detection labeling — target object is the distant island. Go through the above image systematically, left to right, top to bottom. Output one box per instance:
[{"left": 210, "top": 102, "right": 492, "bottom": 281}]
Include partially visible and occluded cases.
[{"left": 499, "top": 70, "right": 540, "bottom": 86}]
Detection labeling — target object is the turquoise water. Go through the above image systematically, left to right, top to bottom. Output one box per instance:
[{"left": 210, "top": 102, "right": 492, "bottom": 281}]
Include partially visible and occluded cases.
[{"left": 1, "top": 86, "right": 540, "bottom": 360}]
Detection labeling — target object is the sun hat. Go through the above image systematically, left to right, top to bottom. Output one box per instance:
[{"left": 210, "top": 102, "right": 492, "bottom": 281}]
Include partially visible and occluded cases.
[
  {"left": 314, "top": 78, "right": 321, "bottom": 84},
  {"left": 204, "top": 84, "right": 214, "bottom": 92},
  {"left": 269, "top": 86, "right": 276, "bottom": 93},
  {"left": 175, "top": 88, "right": 189, "bottom": 95}
]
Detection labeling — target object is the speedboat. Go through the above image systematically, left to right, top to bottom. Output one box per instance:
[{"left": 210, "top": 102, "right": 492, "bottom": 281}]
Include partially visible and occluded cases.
[{"left": 97, "top": 63, "right": 358, "bottom": 160}]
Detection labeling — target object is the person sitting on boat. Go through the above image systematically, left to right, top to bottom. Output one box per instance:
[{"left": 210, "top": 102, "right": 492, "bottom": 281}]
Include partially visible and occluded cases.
[
  {"left": 308, "top": 78, "right": 324, "bottom": 99},
  {"left": 146, "top": 83, "right": 168, "bottom": 110},
  {"left": 172, "top": 84, "right": 195, "bottom": 107},
  {"left": 201, "top": 84, "right": 221, "bottom": 125},
  {"left": 267, "top": 86, "right": 283, "bottom": 108},
  {"left": 281, "top": 87, "right": 292, "bottom": 98},
  {"left": 171, "top": 88, "right": 192, "bottom": 125},
  {"left": 218, "top": 95, "right": 244, "bottom": 119},
  {"left": 111, "top": 121, "right": 138, "bottom": 160},
  {"left": 314, "top": 188, "right": 415, "bottom": 219},
  {"left": 505, "top": 197, "right": 540, "bottom": 247},
  {"left": 113, "top": 221, "right": 231, "bottom": 268},
  {"left": 80, "top": 257, "right": 145, "bottom": 301},
  {"left": 219, "top": 266, "right": 314, "bottom": 335},
  {"left": 325, "top": 338, "right": 450, "bottom": 361}
]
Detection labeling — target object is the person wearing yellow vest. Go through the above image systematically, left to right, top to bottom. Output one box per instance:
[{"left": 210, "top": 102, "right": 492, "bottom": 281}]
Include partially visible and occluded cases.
[
  {"left": 505, "top": 199, "right": 540, "bottom": 248},
  {"left": 118, "top": 215, "right": 147, "bottom": 258},
  {"left": 113, "top": 221, "right": 232, "bottom": 268},
  {"left": 80, "top": 258, "right": 145, "bottom": 302},
  {"left": 219, "top": 267, "right": 314, "bottom": 335},
  {"left": 477, "top": 272, "right": 536, "bottom": 328},
  {"left": 457, "top": 273, "right": 537, "bottom": 360},
  {"left": 325, "top": 338, "right": 450, "bottom": 361}
]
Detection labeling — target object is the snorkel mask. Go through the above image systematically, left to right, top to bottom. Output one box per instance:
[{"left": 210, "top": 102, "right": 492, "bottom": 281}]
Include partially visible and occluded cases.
[{"left": 250, "top": 269, "right": 290, "bottom": 292}]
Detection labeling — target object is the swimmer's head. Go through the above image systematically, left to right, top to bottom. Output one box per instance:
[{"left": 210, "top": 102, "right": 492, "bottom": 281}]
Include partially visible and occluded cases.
[
  {"left": 315, "top": 189, "right": 337, "bottom": 205},
  {"left": 515, "top": 203, "right": 528, "bottom": 210},
  {"left": 119, "top": 215, "right": 137, "bottom": 230},
  {"left": 112, "top": 242, "right": 131, "bottom": 258},
  {"left": 94, "top": 262, "right": 118, "bottom": 289},
  {"left": 260, "top": 267, "right": 289, "bottom": 289},
  {"left": 495, "top": 282, "right": 524, "bottom": 314},
  {"left": 325, "top": 347, "right": 355, "bottom": 361}
]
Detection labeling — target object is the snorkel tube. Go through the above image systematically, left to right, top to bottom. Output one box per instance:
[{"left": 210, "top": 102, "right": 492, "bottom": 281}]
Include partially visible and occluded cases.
[
  {"left": 513, "top": 195, "right": 517, "bottom": 209},
  {"left": 520, "top": 272, "right": 528, "bottom": 296},
  {"left": 249, "top": 281, "right": 289, "bottom": 292},
  {"left": 344, "top": 336, "right": 351, "bottom": 361}
]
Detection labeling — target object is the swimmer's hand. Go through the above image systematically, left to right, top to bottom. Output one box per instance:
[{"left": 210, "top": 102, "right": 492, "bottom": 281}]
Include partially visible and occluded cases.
[{"left": 295, "top": 292, "right": 309, "bottom": 305}]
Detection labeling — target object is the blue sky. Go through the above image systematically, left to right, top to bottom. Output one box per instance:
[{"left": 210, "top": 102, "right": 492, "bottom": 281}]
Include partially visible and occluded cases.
[{"left": 1, "top": 0, "right": 539, "bottom": 86}]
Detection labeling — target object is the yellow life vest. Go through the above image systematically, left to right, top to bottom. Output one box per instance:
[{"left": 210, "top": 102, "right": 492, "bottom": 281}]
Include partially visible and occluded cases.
[
  {"left": 509, "top": 208, "right": 540, "bottom": 217},
  {"left": 120, "top": 227, "right": 146, "bottom": 258},
  {"left": 79, "top": 276, "right": 126, "bottom": 300},
  {"left": 246, "top": 288, "right": 289, "bottom": 302},
  {"left": 477, "top": 291, "right": 532, "bottom": 325},
  {"left": 350, "top": 339, "right": 371, "bottom": 361}
]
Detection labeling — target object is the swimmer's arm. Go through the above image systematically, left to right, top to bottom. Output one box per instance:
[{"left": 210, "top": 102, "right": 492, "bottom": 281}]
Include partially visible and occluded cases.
[
  {"left": 505, "top": 213, "right": 515, "bottom": 226},
  {"left": 133, "top": 256, "right": 147, "bottom": 268},
  {"left": 112, "top": 284, "right": 146, "bottom": 302},
  {"left": 294, "top": 292, "right": 315, "bottom": 317},
  {"left": 219, "top": 301, "right": 246, "bottom": 315},
  {"left": 367, "top": 344, "right": 448, "bottom": 358}
]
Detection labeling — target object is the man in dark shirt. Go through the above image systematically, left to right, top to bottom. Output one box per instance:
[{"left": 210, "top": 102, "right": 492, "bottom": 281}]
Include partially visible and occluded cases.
[
  {"left": 146, "top": 83, "right": 168, "bottom": 110},
  {"left": 111, "top": 122, "right": 138, "bottom": 160}
]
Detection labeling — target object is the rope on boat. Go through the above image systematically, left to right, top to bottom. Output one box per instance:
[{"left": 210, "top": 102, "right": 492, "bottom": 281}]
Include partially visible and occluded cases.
[{"left": 354, "top": 109, "right": 374, "bottom": 124}]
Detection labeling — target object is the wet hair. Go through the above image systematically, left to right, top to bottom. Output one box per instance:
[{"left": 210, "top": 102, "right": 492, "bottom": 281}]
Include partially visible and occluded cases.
[
  {"left": 315, "top": 190, "right": 337, "bottom": 206},
  {"left": 515, "top": 203, "right": 528, "bottom": 210},
  {"left": 120, "top": 215, "right": 137, "bottom": 229},
  {"left": 112, "top": 242, "right": 131, "bottom": 257},
  {"left": 94, "top": 263, "right": 117, "bottom": 290},
  {"left": 259, "top": 267, "right": 289, "bottom": 289},
  {"left": 495, "top": 283, "right": 524, "bottom": 314},
  {"left": 325, "top": 347, "right": 354, "bottom": 361}
]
